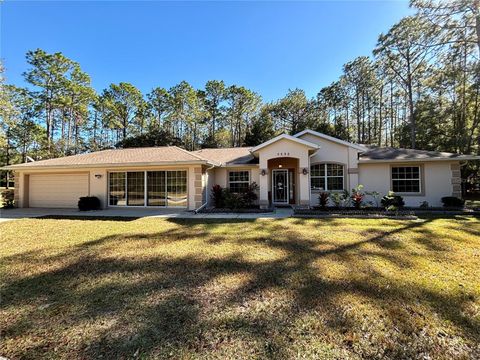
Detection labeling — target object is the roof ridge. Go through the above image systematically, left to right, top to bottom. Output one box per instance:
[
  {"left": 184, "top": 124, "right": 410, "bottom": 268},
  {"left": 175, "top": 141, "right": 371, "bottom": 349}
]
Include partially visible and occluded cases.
[{"left": 171, "top": 146, "right": 211, "bottom": 162}]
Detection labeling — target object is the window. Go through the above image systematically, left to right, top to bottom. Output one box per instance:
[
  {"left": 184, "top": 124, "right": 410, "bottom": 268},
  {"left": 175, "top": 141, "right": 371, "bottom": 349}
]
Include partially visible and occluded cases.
[
  {"left": 310, "top": 163, "right": 344, "bottom": 191},
  {"left": 391, "top": 166, "right": 421, "bottom": 193},
  {"left": 109, "top": 170, "right": 187, "bottom": 207},
  {"left": 166, "top": 170, "right": 187, "bottom": 207},
  {"left": 229, "top": 171, "right": 250, "bottom": 193},
  {"left": 109, "top": 172, "right": 126, "bottom": 206},
  {"left": 127, "top": 172, "right": 145, "bottom": 206}
]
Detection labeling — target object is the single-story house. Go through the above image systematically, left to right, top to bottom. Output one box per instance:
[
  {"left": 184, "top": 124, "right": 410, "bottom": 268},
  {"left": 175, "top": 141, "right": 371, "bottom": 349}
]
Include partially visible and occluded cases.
[{"left": 4, "top": 129, "right": 479, "bottom": 210}]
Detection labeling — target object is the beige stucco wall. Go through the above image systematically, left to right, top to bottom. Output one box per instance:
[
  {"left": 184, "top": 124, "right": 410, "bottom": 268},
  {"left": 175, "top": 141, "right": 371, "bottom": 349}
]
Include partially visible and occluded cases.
[
  {"left": 298, "top": 133, "right": 361, "bottom": 206},
  {"left": 359, "top": 161, "right": 457, "bottom": 207},
  {"left": 207, "top": 166, "right": 260, "bottom": 206}
]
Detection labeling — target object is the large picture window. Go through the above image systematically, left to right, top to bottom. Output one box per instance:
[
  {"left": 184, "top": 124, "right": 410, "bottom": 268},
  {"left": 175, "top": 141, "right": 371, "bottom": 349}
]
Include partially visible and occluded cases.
[
  {"left": 310, "top": 163, "right": 344, "bottom": 191},
  {"left": 391, "top": 166, "right": 421, "bottom": 193},
  {"left": 109, "top": 170, "right": 187, "bottom": 207},
  {"left": 229, "top": 171, "right": 250, "bottom": 193},
  {"left": 109, "top": 172, "right": 126, "bottom": 206}
]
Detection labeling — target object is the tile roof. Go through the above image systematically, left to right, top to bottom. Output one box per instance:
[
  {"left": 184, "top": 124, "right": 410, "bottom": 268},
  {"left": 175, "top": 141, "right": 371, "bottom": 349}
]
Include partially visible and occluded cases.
[
  {"left": 5, "top": 146, "right": 210, "bottom": 169},
  {"left": 192, "top": 147, "right": 257, "bottom": 165}
]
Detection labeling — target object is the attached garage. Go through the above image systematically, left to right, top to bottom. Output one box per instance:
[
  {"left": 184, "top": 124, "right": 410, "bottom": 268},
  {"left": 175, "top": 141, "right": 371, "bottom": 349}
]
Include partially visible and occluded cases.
[{"left": 28, "top": 173, "right": 89, "bottom": 208}]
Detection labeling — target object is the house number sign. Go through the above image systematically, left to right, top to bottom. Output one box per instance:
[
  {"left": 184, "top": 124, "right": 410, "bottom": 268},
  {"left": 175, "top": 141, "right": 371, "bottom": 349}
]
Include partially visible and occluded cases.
[{"left": 276, "top": 152, "right": 290, "bottom": 156}]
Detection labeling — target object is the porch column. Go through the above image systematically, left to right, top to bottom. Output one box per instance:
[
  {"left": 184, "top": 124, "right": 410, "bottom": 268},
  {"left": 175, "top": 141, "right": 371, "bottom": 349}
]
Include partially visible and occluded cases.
[
  {"left": 259, "top": 156, "right": 269, "bottom": 209},
  {"left": 298, "top": 157, "right": 310, "bottom": 206},
  {"left": 188, "top": 166, "right": 203, "bottom": 211}
]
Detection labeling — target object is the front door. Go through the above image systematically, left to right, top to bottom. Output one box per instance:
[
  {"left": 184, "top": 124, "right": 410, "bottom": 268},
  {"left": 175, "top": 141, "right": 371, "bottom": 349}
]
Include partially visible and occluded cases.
[{"left": 272, "top": 169, "right": 289, "bottom": 204}]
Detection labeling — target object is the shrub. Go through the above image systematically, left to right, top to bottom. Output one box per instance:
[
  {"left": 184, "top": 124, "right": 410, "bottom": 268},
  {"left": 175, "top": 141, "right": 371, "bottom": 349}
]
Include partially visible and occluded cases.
[
  {"left": 243, "top": 182, "right": 259, "bottom": 207},
  {"left": 211, "top": 184, "right": 224, "bottom": 208},
  {"left": 350, "top": 185, "right": 365, "bottom": 209},
  {"left": 1, "top": 189, "right": 15, "bottom": 209},
  {"left": 224, "top": 191, "right": 245, "bottom": 210},
  {"left": 381, "top": 191, "right": 405, "bottom": 209},
  {"left": 318, "top": 192, "right": 329, "bottom": 209},
  {"left": 330, "top": 192, "right": 343, "bottom": 207},
  {"left": 78, "top": 196, "right": 101, "bottom": 211},
  {"left": 441, "top": 196, "right": 465, "bottom": 208},
  {"left": 419, "top": 201, "right": 429, "bottom": 209}
]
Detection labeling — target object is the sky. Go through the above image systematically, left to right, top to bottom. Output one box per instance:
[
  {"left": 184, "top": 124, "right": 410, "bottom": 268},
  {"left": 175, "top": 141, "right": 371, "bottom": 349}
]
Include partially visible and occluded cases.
[{"left": 1, "top": 1, "right": 412, "bottom": 102}]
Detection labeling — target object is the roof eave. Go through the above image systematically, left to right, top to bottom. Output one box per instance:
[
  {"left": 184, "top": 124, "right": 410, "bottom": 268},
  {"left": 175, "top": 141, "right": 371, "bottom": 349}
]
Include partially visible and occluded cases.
[
  {"left": 358, "top": 156, "right": 480, "bottom": 164},
  {"left": 1, "top": 159, "right": 214, "bottom": 171}
]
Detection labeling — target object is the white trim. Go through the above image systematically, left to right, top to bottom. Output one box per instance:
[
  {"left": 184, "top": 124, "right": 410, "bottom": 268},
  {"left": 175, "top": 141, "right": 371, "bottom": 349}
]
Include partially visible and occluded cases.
[
  {"left": 294, "top": 129, "right": 366, "bottom": 151},
  {"left": 250, "top": 134, "right": 320, "bottom": 153},
  {"left": 272, "top": 169, "right": 289, "bottom": 204}
]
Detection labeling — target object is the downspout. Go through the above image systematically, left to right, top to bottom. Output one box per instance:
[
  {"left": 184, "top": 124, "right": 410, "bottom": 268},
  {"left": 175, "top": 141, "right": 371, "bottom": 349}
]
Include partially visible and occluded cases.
[{"left": 194, "top": 163, "right": 216, "bottom": 214}]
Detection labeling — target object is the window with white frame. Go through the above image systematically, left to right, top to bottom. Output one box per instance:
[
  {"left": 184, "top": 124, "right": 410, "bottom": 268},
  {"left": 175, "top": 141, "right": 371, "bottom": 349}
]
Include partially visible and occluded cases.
[
  {"left": 310, "top": 163, "right": 344, "bottom": 191},
  {"left": 391, "top": 166, "right": 421, "bottom": 193},
  {"left": 229, "top": 170, "right": 250, "bottom": 193}
]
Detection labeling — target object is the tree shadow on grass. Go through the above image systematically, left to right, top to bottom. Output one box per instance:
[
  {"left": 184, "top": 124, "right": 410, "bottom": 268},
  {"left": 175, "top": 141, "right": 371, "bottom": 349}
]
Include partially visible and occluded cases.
[{"left": 1, "top": 217, "right": 479, "bottom": 359}]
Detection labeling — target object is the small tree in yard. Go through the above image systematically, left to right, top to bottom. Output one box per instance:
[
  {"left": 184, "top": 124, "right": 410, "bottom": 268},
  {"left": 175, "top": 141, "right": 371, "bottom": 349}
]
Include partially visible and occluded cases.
[{"left": 350, "top": 185, "right": 365, "bottom": 209}]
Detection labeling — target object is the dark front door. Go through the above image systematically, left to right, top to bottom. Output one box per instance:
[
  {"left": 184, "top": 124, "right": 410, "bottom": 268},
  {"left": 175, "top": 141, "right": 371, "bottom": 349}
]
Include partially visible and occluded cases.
[{"left": 272, "top": 169, "right": 289, "bottom": 204}]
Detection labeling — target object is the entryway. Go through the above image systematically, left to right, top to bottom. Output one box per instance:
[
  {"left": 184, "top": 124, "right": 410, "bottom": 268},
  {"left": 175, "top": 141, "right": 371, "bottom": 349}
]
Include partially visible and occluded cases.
[{"left": 272, "top": 169, "right": 289, "bottom": 205}]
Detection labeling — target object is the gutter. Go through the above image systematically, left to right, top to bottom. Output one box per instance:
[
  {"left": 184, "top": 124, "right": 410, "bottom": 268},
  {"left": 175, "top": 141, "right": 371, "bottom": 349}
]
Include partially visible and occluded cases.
[{"left": 194, "top": 163, "right": 216, "bottom": 214}]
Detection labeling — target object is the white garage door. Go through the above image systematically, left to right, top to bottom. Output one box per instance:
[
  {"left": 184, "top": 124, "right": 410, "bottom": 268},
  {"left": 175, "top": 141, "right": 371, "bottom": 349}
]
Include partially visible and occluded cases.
[{"left": 29, "top": 173, "right": 89, "bottom": 208}]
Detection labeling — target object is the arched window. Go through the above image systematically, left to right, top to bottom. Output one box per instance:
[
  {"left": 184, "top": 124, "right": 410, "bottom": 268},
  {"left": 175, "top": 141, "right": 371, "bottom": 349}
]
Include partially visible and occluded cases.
[{"left": 310, "top": 163, "right": 344, "bottom": 191}]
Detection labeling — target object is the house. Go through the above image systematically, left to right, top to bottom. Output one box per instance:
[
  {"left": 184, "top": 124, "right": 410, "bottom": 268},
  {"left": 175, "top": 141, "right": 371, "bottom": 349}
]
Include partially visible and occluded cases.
[{"left": 4, "top": 129, "right": 479, "bottom": 210}]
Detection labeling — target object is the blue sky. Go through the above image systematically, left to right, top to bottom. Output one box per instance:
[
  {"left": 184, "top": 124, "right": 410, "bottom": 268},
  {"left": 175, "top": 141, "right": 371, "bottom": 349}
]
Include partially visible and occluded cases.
[{"left": 1, "top": 1, "right": 412, "bottom": 102}]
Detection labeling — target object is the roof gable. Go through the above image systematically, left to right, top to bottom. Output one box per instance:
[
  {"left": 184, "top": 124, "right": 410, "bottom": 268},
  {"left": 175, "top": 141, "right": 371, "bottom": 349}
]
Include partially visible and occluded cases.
[
  {"left": 294, "top": 129, "right": 366, "bottom": 151},
  {"left": 251, "top": 134, "right": 319, "bottom": 153}
]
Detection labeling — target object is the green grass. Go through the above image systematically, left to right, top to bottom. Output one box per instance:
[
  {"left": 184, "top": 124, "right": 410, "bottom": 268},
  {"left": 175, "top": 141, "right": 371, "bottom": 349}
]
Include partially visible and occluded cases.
[{"left": 1, "top": 217, "right": 479, "bottom": 359}]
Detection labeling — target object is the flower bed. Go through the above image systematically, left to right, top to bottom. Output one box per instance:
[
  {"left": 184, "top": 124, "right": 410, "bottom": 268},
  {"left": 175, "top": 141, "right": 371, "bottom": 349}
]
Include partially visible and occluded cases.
[
  {"left": 294, "top": 206, "right": 479, "bottom": 218},
  {"left": 295, "top": 207, "right": 417, "bottom": 219}
]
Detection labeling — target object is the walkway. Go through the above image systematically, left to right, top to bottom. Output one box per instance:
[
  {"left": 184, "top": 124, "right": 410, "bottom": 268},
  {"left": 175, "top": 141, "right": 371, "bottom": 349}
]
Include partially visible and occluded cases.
[{"left": 0, "top": 207, "right": 294, "bottom": 223}]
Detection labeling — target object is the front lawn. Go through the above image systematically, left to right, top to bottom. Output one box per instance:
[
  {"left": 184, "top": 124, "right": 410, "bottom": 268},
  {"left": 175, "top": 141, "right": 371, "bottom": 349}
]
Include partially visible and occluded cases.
[{"left": 1, "top": 217, "right": 479, "bottom": 359}]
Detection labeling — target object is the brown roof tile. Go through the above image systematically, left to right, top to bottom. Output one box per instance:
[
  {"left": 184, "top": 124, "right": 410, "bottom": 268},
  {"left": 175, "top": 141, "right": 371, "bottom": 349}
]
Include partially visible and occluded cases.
[
  {"left": 6, "top": 146, "right": 209, "bottom": 169},
  {"left": 192, "top": 147, "right": 256, "bottom": 165}
]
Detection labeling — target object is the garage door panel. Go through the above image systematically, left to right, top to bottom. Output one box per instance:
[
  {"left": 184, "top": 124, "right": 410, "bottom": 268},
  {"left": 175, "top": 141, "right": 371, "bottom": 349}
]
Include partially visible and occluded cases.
[{"left": 29, "top": 174, "right": 89, "bottom": 208}]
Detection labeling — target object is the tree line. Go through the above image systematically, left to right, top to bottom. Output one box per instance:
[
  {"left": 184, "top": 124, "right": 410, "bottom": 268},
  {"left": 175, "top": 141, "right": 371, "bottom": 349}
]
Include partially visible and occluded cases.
[{"left": 1, "top": 0, "right": 479, "bottom": 176}]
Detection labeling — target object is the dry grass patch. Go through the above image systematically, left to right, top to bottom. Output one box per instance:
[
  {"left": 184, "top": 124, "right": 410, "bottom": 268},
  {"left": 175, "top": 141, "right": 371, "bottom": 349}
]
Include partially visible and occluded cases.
[{"left": 1, "top": 216, "right": 479, "bottom": 359}]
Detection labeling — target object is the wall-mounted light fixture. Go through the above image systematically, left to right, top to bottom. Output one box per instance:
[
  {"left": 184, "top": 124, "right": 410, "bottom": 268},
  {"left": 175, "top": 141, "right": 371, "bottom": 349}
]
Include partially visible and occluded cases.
[
  {"left": 278, "top": 164, "right": 283, "bottom": 168},
  {"left": 302, "top": 168, "right": 309, "bottom": 175},
  {"left": 261, "top": 169, "right": 267, "bottom": 176},
  {"left": 94, "top": 174, "right": 103, "bottom": 179}
]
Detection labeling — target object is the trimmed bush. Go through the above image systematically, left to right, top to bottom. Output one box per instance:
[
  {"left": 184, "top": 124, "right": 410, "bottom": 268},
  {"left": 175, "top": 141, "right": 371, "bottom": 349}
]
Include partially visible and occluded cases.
[
  {"left": 211, "top": 184, "right": 224, "bottom": 208},
  {"left": 1, "top": 189, "right": 15, "bottom": 209},
  {"left": 381, "top": 191, "right": 405, "bottom": 209},
  {"left": 78, "top": 196, "right": 101, "bottom": 211},
  {"left": 441, "top": 196, "right": 465, "bottom": 208}
]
